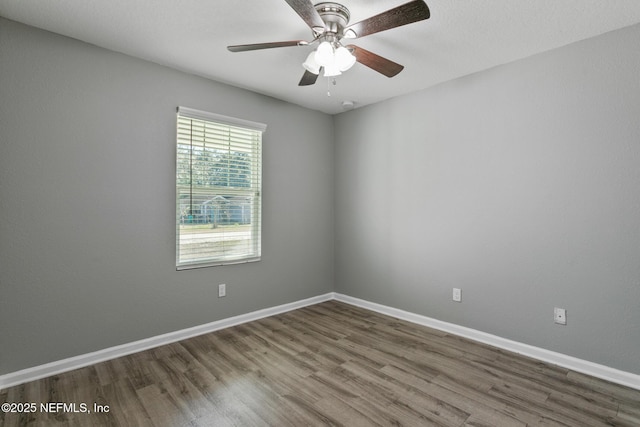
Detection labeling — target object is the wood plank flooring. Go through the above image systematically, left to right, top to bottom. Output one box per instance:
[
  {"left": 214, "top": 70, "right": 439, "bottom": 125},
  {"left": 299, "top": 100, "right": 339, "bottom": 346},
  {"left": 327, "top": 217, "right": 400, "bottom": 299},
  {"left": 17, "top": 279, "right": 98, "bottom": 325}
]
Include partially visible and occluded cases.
[{"left": 2, "top": 300, "right": 639, "bottom": 426}]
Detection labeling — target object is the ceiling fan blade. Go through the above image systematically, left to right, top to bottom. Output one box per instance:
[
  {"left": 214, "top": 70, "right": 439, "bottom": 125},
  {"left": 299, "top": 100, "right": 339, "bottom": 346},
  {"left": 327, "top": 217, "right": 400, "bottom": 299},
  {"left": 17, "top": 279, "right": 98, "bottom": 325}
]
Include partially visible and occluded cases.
[
  {"left": 284, "top": 0, "right": 325, "bottom": 31},
  {"left": 344, "top": 0, "right": 430, "bottom": 39},
  {"left": 227, "top": 40, "right": 307, "bottom": 52},
  {"left": 347, "top": 45, "right": 404, "bottom": 77},
  {"left": 298, "top": 69, "right": 321, "bottom": 86}
]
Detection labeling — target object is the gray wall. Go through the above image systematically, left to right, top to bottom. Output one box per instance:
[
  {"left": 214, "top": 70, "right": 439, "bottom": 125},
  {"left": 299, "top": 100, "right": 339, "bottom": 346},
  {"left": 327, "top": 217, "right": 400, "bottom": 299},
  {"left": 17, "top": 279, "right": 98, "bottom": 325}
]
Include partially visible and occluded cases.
[
  {"left": 2, "top": 15, "right": 639, "bottom": 378},
  {"left": 0, "top": 18, "right": 334, "bottom": 375},
  {"left": 334, "top": 24, "right": 640, "bottom": 374}
]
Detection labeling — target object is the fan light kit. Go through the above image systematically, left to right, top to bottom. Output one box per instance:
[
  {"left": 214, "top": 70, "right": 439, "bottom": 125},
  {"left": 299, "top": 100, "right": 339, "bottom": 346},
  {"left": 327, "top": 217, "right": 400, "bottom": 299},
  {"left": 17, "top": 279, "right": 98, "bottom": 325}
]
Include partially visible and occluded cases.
[
  {"left": 228, "top": 0, "right": 430, "bottom": 87},
  {"left": 303, "top": 42, "right": 356, "bottom": 77}
]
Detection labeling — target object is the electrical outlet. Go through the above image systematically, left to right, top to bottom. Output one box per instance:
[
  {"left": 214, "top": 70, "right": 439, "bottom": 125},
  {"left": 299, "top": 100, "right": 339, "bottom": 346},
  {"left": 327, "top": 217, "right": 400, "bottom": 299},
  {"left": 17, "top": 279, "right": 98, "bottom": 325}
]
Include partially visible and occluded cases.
[
  {"left": 218, "top": 283, "right": 226, "bottom": 298},
  {"left": 453, "top": 288, "right": 462, "bottom": 302},
  {"left": 554, "top": 307, "right": 566, "bottom": 325}
]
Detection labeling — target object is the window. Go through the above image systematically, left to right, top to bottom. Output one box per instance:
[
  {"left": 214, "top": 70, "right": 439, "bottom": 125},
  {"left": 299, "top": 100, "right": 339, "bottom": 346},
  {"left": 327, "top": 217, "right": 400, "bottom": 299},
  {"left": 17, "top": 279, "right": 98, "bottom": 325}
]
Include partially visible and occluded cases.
[{"left": 176, "top": 107, "right": 265, "bottom": 269}]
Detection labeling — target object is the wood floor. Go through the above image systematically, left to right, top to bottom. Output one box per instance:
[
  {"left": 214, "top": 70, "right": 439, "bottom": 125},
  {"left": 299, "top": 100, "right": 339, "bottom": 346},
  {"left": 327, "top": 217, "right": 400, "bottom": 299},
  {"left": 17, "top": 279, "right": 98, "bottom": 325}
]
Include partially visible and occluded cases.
[{"left": 2, "top": 301, "right": 639, "bottom": 426}]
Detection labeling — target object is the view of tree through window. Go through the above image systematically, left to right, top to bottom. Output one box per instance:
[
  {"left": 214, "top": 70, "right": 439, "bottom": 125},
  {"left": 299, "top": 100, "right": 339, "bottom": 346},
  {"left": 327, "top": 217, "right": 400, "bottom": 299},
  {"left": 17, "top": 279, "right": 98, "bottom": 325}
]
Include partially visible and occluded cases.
[{"left": 176, "top": 108, "right": 264, "bottom": 269}]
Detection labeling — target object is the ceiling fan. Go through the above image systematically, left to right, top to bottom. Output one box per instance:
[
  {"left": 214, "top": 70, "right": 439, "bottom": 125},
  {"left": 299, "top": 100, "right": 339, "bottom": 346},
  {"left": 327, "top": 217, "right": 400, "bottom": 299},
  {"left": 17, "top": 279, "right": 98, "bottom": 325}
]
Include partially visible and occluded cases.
[{"left": 227, "top": 0, "right": 430, "bottom": 86}]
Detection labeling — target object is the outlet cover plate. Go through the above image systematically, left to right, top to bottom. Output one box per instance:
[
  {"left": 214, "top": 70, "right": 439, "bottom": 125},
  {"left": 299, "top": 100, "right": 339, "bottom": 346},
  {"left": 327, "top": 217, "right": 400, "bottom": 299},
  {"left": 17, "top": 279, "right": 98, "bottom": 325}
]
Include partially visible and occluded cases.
[
  {"left": 218, "top": 284, "right": 226, "bottom": 298},
  {"left": 453, "top": 288, "right": 462, "bottom": 302},
  {"left": 554, "top": 307, "right": 566, "bottom": 325}
]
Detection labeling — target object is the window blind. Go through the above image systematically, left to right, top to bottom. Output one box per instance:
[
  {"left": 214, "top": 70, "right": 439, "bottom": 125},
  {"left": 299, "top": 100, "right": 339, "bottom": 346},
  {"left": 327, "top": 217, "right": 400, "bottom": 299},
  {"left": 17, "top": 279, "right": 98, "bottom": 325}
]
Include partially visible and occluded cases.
[{"left": 176, "top": 107, "right": 264, "bottom": 269}]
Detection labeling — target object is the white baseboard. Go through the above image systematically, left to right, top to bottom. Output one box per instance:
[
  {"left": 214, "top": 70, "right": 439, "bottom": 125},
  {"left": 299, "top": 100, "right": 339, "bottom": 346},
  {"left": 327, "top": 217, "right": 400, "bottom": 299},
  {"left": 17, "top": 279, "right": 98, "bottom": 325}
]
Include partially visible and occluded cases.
[
  {"left": 3, "top": 291, "right": 639, "bottom": 391},
  {"left": 0, "top": 293, "right": 334, "bottom": 390},
  {"left": 334, "top": 293, "right": 640, "bottom": 391}
]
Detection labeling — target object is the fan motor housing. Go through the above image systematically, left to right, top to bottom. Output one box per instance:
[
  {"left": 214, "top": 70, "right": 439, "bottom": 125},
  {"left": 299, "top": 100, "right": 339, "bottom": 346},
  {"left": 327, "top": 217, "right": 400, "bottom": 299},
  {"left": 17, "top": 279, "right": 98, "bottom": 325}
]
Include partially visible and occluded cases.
[{"left": 314, "top": 2, "right": 350, "bottom": 35}]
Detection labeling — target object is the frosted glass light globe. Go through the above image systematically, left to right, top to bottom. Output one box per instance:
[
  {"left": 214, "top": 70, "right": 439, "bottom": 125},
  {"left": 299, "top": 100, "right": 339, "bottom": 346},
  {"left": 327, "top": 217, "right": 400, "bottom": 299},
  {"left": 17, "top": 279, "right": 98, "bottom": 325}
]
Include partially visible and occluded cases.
[
  {"left": 314, "top": 42, "right": 334, "bottom": 67},
  {"left": 335, "top": 46, "right": 356, "bottom": 71},
  {"left": 302, "top": 51, "right": 321, "bottom": 74},
  {"left": 323, "top": 63, "right": 342, "bottom": 77}
]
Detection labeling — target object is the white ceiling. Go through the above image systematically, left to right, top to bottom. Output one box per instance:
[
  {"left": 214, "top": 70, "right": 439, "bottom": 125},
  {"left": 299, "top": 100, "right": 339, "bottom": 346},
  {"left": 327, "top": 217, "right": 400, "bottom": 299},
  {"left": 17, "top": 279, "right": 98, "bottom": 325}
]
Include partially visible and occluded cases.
[{"left": 2, "top": 0, "right": 640, "bottom": 114}]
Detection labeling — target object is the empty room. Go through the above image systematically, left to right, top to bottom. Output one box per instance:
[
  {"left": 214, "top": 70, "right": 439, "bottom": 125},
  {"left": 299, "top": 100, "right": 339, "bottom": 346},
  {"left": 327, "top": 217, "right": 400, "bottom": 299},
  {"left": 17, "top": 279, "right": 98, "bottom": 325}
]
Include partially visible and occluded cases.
[{"left": 1, "top": 0, "right": 640, "bottom": 425}]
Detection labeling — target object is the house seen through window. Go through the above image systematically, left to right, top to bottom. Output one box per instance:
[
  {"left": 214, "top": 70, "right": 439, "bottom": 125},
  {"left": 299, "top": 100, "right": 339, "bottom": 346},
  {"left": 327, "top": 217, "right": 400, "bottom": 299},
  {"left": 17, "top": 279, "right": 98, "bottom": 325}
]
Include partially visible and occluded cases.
[{"left": 176, "top": 107, "right": 265, "bottom": 269}]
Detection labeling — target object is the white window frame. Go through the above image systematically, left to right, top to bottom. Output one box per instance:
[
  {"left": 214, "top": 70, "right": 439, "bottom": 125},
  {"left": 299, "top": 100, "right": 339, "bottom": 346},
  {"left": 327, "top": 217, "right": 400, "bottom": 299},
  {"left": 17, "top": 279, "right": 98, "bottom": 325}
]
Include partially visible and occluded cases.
[{"left": 176, "top": 106, "right": 265, "bottom": 269}]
